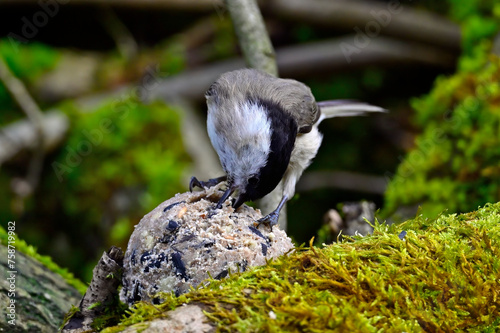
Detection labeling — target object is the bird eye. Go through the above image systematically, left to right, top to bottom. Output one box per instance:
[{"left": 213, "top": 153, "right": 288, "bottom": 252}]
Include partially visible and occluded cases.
[{"left": 248, "top": 176, "right": 259, "bottom": 186}]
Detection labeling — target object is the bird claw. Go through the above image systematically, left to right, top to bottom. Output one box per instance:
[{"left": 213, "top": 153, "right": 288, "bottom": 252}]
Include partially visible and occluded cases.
[
  {"left": 189, "top": 176, "right": 227, "bottom": 192},
  {"left": 189, "top": 177, "right": 203, "bottom": 192},
  {"left": 255, "top": 212, "right": 280, "bottom": 230}
]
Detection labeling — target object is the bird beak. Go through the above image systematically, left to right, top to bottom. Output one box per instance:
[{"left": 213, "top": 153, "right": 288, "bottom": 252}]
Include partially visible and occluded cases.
[
  {"left": 215, "top": 186, "right": 235, "bottom": 210},
  {"left": 232, "top": 193, "right": 247, "bottom": 209}
]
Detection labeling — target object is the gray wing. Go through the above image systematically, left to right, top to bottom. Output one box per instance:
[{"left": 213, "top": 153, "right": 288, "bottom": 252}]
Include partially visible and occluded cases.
[
  {"left": 207, "top": 69, "right": 320, "bottom": 133},
  {"left": 275, "top": 78, "right": 320, "bottom": 133}
]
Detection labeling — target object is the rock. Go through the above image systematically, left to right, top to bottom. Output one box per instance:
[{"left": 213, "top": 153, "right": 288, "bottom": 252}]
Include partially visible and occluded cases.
[
  {"left": 120, "top": 184, "right": 294, "bottom": 304},
  {"left": 120, "top": 304, "right": 215, "bottom": 333}
]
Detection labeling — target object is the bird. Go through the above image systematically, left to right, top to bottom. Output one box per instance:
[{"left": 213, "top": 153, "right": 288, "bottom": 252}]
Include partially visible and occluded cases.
[{"left": 190, "top": 68, "right": 386, "bottom": 228}]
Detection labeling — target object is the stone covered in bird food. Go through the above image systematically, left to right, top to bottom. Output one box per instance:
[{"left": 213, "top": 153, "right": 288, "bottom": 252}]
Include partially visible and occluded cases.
[{"left": 120, "top": 183, "right": 294, "bottom": 304}]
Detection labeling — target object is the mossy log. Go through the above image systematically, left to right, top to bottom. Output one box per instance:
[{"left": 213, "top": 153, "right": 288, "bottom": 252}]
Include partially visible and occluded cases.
[
  {"left": 102, "top": 202, "right": 500, "bottom": 332},
  {"left": 0, "top": 243, "right": 82, "bottom": 332}
]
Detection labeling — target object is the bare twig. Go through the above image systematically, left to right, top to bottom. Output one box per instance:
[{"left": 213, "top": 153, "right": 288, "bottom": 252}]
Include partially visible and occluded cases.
[
  {"left": 224, "top": 0, "right": 278, "bottom": 76},
  {"left": 31, "top": 36, "right": 455, "bottom": 107},
  {"left": 0, "top": 57, "right": 46, "bottom": 198},
  {"left": 323, "top": 202, "right": 376, "bottom": 239}
]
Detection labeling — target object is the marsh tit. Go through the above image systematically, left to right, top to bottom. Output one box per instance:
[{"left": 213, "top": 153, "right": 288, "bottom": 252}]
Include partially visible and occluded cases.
[{"left": 190, "top": 68, "right": 385, "bottom": 227}]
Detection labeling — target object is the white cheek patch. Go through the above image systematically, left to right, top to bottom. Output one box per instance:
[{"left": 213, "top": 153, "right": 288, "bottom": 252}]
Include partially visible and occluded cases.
[{"left": 207, "top": 101, "right": 271, "bottom": 187}]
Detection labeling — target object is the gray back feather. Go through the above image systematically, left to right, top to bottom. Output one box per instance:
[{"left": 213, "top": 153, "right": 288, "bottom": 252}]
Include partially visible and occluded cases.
[{"left": 206, "top": 69, "right": 319, "bottom": 133}]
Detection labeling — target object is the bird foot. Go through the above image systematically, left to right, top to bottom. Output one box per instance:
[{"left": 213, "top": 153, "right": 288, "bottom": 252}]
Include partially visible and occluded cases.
[
  {"left": 189, "top": 176, "right": 226, "bottom": 192},
  {"left": 255, "top": 212, "right": 280, "bottom": 230}
]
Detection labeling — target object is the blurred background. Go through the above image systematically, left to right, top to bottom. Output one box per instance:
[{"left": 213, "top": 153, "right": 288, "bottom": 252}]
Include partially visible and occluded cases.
[{"left": 0, "top": 0, "right": 498, "bottom": 282}]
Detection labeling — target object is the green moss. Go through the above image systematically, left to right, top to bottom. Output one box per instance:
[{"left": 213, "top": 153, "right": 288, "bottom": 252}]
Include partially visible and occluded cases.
[
  {"left": 446, "top": 0, "right": 499, "bottom": 58},
  {"left": 383, "top": 2, "right": 500, "bottom": 218},
  {"left": 385, "top": 54, "right": 500, "bottom": 217},
  {"left": 384, "top": 55, "right": 500, "bottom": 217},
  {"left": 103, "top": 202, "right": 500, "bottom": 332},
  {"left": 0, "top": 224, "right": 87, "bottom": 294},
  {"left": 60, "top": 292, "right": 129, "bottom": 332},
  {"left": 90, "top": 297, "right": 129, "bottom": 332},
  {"left": 60, "top": 305, "right": 80, "bottom": 330}
]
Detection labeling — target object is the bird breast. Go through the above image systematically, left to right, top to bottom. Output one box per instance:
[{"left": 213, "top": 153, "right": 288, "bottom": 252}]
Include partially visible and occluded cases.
[{"left": 207, "top": 100, "right": 272, "bottom": 187}]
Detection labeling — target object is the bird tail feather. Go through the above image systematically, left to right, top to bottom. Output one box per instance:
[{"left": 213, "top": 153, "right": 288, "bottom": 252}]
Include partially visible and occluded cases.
[{"left": 317, "top": 100, "right": 387, "bottom": 124}]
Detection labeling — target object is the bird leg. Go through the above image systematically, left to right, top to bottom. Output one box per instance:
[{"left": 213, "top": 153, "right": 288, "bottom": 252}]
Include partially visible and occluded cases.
[
  {"left": 189, "top": 175, "right": 227, "bottom": 192},
  {"left": 255, "top": 195, "right": 288, "bottom": 229}
]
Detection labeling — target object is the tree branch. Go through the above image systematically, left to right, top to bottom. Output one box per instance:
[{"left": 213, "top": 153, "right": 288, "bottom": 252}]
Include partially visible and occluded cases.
[{"left": 224, "top": 0, "right": 278, "bottom": 76}]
